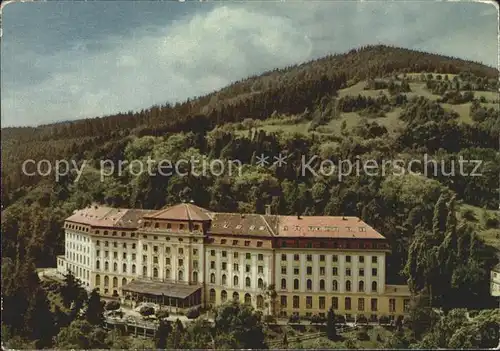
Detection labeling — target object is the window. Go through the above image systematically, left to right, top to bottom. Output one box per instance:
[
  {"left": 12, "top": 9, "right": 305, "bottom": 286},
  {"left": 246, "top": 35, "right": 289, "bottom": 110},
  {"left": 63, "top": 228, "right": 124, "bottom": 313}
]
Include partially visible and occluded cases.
[
  {"left": 167, "top": 223, "right": 172, "bottom": 229},
  {"left": 179, "top": 224, "right": 185, "bottom": 230},
  {"left": 221, "top": 239, "right": 227, "bottom": 245},
  {"left": 96, "top": 240, "right": 100, "bottom": 246},
  {"left": 232, "top": 240, "right": 238, "bottom": 245},
  {"left": 104, "top": 241, "right": 109, "bottom": 247},
  {"left": 244, "top": 241, "right": 250, "bottom": 246},
  {"left": 257, "top": 241, "right": 263, "bottom": 248},
  {"left": 132, "top": 243, "right": 136, "bottom": 249},
  {"left": 142, "top": 244, "right": 148, "bottom": 251},
  {"left": 153, "top": 245, "right": 158, "bottom": 252},
  {"left": 179, "top": 248, "right": 184, "bottom": 255},
  {"left": 193, "top": 249, "right": 198, "bottom": 256},
  {"left": 211, "top": 250, "right": 215, "bottom": 256},
  {"left": 222, "top": 251, "right": 227, "bottom": 258},
  {"left": 113, "top": 252, "right": 118, "bottom": 259},
  {"left": 123, "top": 252, "right": 127, "bottom": 260},
  {"left": 234, "top": 252, "right": 239, "bottom": 259},
  {"left": 132, "top": 253, "right": 136, "bottom": 261},
  {"left": 246, "top": 253, "right": 251, "bottom": 260},
  {"left": 258, "top": 254, "right": 263, "bottom": 261},
  {"left": 281, "top": 254, "right": 287, "bottom": 261},
  {"left": 294, "top": 254, "right": 299, "bottom": 261},
  {"left": 306, "top": 254, "right": 312, "bottom": 262},
  {"left": 320, "top": 255, "right": 325, "bottom": 262},
  {"left": 332, "top": 255, "right": 338, "bottom": 262},
  {"left": 346, "top": 255, "right": 351, "bottom": 263},
  {"left": 153, "top": 256, "right": 159, "bottom": 264},
  {"left": 359, "top": 256, "right": 364, "bottom": 263},
  {"left": 372, "top": 256, "right": 378, "bottom": 263},
  {"left": 166, "top": 258, "right": 171, "bottom": 265},
  {"left": 178, "top": 259, "right": 184, "bottom": 266},
  {"left": 96, "top": 260, "right": 100, "bottom": 269},
  {"left": 193, "top": 260, "right": 198, "bottom": 269},
  {"left": 210, "top": 261, "right": 215, "bottom": 269},
  {"left": 105, "top": 262, "right": 109, "bottom": 271},
  {"left": 221, "top": 262, "right": 227, "bottom": 270},
  {"left": 123, "top": 263, "right": 127, "bottom": 273},
  {"left": 233, "top": 263, "right": 239, "bottom": 271},
  {"left": 132, "top": 265, "right": 136, "bottom": 274},
  {"left": 246, "top": 265, "right": 250, "bottom": 273},
  {"left": 142, "top": 266, "right": 147, "bottom": 276},
  {"left": 258, "top": 266, "right": 263, "bottom": 274},
  {"left": 281, "top": 266, "right": 287, "bottom": 275},
  {"left": 307, "top": 267, "right": 312, "bottom": 275},
  {"left": 320, "top": 267, "right": 325, "bottom": 276},
  {"left": 332, "top": 267, "right": 338, "bottom": 276},
  {"left": 153, "top": 268, "right": 158, "bottom": 278},
  {"left": 294, "top": 268, "right": 300, "bottom": 275},
  {"left": 346, "top": 268, "right": 351, "bottom": 276},
  {"left": 359, "top": 268, "right": 365, "bottom": 276},
  {"left": 372, "top": 268, "right": 378, "bottom": 276},
  {"left": 210, "top": 273, "right": 215, "bottom": 284},
  {"left": 95, "top": 275, "right": 101, "bottom": 285},
  {"left": 222, "top": 275, "right": 227, "bottom": 286},
  {"left": 234, "top": 276, "right": 239, "bottom": 286},
  {"left": 246, "top": 277, "right": 251, "bottom": 287},
  {"left": 258, "top": 278, "right": 264, "bottom": 289},
  {"left": 281, "top": 278, "right": 287, "bottom": 290},
  {"left": 294, "top": 279, "right": 299, "bottom": 290},
  {"left": 306, "top": 279, "right": 312, "bottom": 291},
  {"left": 320, "top": 279, "right": 325, "bottom": 291},
  {"left": 332, "top": 280, "right": 338, "bottom": 291},
  {"left": 346, "top": 280, "right": 351, "bottom": 292},
  {"left": 359, "top": 281, "right": 365, "bottom": 292},
  {"left": 372, "top": 281, "right": 378, "bottom": 292},
  {"left": 209, "top": 289, "right": 216, "bottom": 303},
  {"left": 221, "top": 290, "right": 227, "bottom": 303},
  {"left": 232, "top": 291, "right": 239, "bottom": 301},
  {"left": 245, "top": 294, "right": 251, "bottom": 304},
  {"left": 281, "top": 296, "right": 287, "bottom": 308},
  {"left": 293, "top": 296, "right": 299, "bottom": 308},
  {"left": 306, "top": 296, "right": 312, "bottom": 309},
  {"left": 319, "top": 296, "right": 326, "bottom": 309},
  {"left": 331, "top": 297, "right": 338, "bottom": 309},
  {"left": 345, "top": 297, "right": 351, "bottom": 310},
  {"left": 358, "top": 298, "right": 365, "bottom": 311},
  {"left": 371, "top": 298, "right": 378, "bottom": 311},
  {"left": 389, "top": 298, "right": 396, "bottom": 313},
  {"left": 403, "top": 299, "right": 410, "bottom": 312}
]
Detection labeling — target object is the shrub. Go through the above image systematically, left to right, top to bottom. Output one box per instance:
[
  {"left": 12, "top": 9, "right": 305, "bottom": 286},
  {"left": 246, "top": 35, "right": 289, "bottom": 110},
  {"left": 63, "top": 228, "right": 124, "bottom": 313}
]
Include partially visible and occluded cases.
[
  {"left": 462, "top": 209, "right": 476, "bottom": 221},
  {"left": 485, "top": 215, "right": 499, "bottom": 229},
  {"left": 105, "top": 300, "right": 121, "bottom": 311},
  {"left": 139, "top": 306, "right": 155, "bottom": 316},
  {"left": 186, "top": 306, "right": 201, "bottom": 319},
  {"left": 263, "top": 314, "right": 276, "bottom": 324},
  {"left": 288, "top": 314, "right": 300, "bottom": 324},
  {"left": 310, "top": 314, "right": 326, "bottom": 324},
  {"left": 335, "top": 315, "right": 346, "bottom": 325},
  {"left": 356, "top": 315, "right": 368, "bottom": 325},
  {"left": 378, "top": 315, "right": 390, "bottom": 325},
  {"left": 356, "top": 327, "right": 370, "bottom": 341}
]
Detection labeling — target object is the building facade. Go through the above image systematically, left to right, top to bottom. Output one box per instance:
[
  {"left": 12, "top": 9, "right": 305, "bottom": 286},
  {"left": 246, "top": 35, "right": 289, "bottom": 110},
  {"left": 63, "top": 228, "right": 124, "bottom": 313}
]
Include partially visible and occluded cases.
[
  {"left": 57, "top": 203, "right": 410, "bottom": 320},
  {"left": 491, "top": 264, "right": 500, "bottom": 297}
]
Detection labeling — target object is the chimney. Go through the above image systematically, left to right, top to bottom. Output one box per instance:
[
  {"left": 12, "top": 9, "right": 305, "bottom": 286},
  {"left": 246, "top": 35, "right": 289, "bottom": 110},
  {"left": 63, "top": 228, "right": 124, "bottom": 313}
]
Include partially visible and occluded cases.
[
  {"left": 265, "top": 205, "right": 271, "bottom": 216},
  {"left": 297, "top": 212, "right": 301, "bottom": 220}
]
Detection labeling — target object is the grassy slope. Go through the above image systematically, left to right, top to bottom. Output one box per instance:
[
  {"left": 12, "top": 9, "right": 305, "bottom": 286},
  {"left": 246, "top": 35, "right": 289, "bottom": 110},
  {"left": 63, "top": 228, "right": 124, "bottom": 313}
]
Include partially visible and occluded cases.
[{"left": 458, "top": 204, "right": 500, "bottom": 251}]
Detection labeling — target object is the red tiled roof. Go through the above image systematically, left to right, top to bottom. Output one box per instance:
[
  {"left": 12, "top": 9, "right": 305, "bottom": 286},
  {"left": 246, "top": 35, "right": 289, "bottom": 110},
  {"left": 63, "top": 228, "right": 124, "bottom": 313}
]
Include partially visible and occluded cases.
[
  {"left": 65, "top": 203, "right": 385, "bottom": 239},
  {"left": 144, "top": 203, "right": 212, "bottom": 221},
  {"left": 66, "top": 204, "right": 155, "bottom": 229},
  {"left": 209, "top": 213, "right": 276, "bottom": 237},
  {"left": 273, "top": 216, "right": 385, "bottom": 239}
]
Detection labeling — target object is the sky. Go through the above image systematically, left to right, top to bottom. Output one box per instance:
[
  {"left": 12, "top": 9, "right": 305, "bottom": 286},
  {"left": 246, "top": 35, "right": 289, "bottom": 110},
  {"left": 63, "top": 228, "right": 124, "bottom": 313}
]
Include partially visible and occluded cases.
[{"left": 1, "top": 0, "right": 498, "bottom": 127}]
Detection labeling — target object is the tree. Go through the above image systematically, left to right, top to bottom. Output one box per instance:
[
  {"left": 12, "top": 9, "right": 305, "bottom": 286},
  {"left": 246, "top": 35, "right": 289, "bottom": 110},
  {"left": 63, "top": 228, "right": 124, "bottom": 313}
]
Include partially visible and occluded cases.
[
  {"left": 24, "top": 287, "right": 55, "bottom": 349},
  {"left": 86, "top": 289, "right": 105, "bottom": 326},
  {"left": 213, "top": 300, "right": 267, "bottom": 349},
  {"left": 326, "top": 307, "right": 337, "bottom": 340},
  {"left": 167, "top": 319, "right": 185, "bottom": 349},
  {"left": 155, "top": 320, "right": 172, "bottom": 349},
  {"left": 283, "top": 332, "right": 289, "bottom": 348}
]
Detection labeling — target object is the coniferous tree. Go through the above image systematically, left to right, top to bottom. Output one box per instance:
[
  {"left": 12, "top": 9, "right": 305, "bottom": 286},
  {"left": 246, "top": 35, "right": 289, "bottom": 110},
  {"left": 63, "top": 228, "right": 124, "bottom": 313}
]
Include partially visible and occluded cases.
[{"left": 86, "top": 289, "right": 105, "bottom": 326}]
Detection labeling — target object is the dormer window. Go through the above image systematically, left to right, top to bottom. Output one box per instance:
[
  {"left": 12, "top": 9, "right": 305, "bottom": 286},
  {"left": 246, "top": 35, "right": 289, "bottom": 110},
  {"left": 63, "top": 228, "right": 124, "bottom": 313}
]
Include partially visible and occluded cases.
[
  {"left": 223, "top": 222, "right": 229, "bottom": 229},
  {"left": 154, "top": 223, "right": 159, "bottom": 228},
  {"left": 167, "top": 223, "right": 172, "bottom": 229},
  {"left": 180, "top": 224, "right": 185, "bottom": 230},
  {"left": 236, "top": 225, "right": 242, "bottom": 230},
  {"left": 249, "top": 225, "right": 255, "bottom": 230},
  {"left": 259, "top": 226, "right": 265, "bottom": 230},
  {"left": 359, "top": 227, "right": 366, "bottom": 232},
  {"left": 232, "top": 240, "right": 238, "bottom": 245}
]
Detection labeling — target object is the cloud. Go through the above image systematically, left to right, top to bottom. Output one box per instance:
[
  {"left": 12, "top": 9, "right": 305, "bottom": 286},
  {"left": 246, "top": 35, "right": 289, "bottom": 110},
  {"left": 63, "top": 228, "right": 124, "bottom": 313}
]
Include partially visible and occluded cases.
[{"left": 1, "top": 1, "right": 498, "bottom": 127}]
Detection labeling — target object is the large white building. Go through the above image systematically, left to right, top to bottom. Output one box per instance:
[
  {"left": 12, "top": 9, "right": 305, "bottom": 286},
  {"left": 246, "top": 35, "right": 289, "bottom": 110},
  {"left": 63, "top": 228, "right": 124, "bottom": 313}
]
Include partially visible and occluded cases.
[{"left": 57, "top": 203, "right": 410, "bottom": 319}]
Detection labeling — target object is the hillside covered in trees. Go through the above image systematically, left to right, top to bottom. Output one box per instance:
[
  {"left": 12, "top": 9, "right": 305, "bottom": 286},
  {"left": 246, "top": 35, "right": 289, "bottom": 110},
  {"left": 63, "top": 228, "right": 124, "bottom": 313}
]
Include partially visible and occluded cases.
[{"left": 1, "top": 45, "right": 499, "bottom": 349}]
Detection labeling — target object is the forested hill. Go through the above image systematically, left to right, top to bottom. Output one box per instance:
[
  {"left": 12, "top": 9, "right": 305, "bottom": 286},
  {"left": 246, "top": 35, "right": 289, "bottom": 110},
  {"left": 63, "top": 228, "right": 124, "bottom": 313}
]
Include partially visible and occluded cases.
[{"left": 2, "top": 44, "right": 500, "bottom": 299}]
